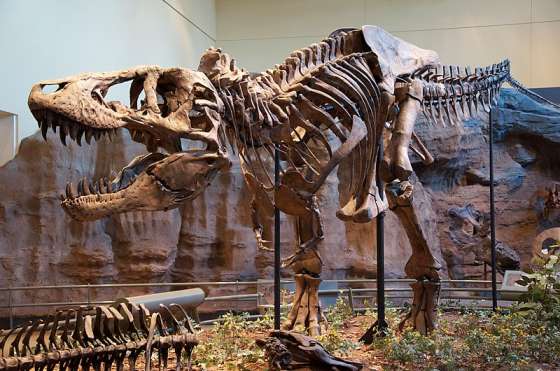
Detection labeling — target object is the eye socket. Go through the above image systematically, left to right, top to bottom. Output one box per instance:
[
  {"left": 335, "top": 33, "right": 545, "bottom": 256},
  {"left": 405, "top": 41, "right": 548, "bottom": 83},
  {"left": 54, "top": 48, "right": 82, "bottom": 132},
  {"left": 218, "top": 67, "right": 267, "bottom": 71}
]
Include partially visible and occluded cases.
[{"left": 41, "top": 83, "right": 68, "bottom": 94}]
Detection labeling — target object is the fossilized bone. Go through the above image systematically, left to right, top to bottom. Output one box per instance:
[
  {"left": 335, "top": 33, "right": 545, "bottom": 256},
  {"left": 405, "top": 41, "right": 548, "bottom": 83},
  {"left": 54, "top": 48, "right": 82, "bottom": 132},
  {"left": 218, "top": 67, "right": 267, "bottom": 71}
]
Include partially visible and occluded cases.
[
  {"left": 28, "top": 25, "right": 521, "bottom": 336},
  {"left": 0, "top": 303, "right": 197, "bottom": 371},
  {"left": 256, "top": 330, "right": 362, "bottom": 370}
]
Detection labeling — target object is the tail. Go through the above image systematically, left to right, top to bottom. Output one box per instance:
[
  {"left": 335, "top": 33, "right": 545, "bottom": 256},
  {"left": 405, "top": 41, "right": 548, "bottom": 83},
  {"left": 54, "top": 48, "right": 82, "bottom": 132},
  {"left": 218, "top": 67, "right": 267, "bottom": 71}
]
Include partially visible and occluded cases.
[
  {"left": 412, "top": 59, "right": 560, "bottom": 126},
  {"left": 412, "top": 60, "right": 510, "bottom": 126},
  {"left": 505, "top": 75, "right": 560, "bottom": 111}
]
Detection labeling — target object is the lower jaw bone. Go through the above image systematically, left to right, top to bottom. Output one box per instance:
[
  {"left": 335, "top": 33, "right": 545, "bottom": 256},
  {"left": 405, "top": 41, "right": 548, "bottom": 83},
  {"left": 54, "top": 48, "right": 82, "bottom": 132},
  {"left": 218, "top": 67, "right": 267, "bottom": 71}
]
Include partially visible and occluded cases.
[{"left": 62, "top": 192, "right": 130, "bottom": 221}]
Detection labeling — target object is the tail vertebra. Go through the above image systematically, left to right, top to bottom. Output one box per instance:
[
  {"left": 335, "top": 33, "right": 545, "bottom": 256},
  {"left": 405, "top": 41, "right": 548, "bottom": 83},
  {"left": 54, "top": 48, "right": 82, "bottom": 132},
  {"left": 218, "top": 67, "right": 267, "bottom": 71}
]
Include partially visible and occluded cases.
[{"left": 412, "top": 60, "right": 510, "bottom": 125}]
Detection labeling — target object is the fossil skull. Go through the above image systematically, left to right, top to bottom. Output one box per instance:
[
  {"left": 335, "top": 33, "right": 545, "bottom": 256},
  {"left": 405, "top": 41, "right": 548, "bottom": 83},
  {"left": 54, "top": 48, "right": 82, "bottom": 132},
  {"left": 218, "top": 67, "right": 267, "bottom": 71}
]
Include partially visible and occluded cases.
[{"left": 28, "top": 65, "right": 230, "bottom": 220}]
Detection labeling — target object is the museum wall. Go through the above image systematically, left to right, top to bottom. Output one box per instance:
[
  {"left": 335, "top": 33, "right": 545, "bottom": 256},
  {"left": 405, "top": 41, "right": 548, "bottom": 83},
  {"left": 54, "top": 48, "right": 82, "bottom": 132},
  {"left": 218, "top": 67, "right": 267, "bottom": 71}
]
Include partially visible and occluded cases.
[
  {"left": 0, "top": 0, "right": 216, "bottom": 143},
  {"left": 216, "top": 0, "right": 560, "bottom": 88}
]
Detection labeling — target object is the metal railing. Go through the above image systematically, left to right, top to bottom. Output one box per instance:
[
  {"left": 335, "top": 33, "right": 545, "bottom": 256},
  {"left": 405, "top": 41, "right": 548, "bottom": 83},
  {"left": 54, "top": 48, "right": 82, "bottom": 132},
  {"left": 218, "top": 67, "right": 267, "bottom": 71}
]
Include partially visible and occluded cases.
[{"left": 1, "top": 278, "right": 517, "bottom": 329}]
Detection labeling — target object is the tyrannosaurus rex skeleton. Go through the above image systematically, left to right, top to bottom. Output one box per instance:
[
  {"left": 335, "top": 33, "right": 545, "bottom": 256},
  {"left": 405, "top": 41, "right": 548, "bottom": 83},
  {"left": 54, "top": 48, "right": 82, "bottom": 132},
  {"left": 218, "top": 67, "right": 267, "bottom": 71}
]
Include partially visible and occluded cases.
[{"left": 28, "top": 26, "right": 514, "bottom": 336}]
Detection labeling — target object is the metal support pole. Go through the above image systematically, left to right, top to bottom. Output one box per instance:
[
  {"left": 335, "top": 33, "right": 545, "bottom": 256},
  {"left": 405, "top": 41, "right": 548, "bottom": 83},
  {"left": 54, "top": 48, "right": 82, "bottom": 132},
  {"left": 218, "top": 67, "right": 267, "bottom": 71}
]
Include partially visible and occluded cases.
[
  {"left": 489, "top": 109, "right": 498, "bottom": 311},
  {"left": 361, "top": 131, "right": 388, "bottom": 344},
  {"left": 376, "top": 135, "right": 388, "bottom": 334},
  {"left": 274, "top": 145, "right": 281, "bottom": 329},
  {"left": 376, "top": 212, "right": 387, "bottom": 331},
  {"left": 87, "top": 283, "right": 91, "bottom": 305},
  {"left": 8, "top": 287, "right": 13, "bottom": 329}
]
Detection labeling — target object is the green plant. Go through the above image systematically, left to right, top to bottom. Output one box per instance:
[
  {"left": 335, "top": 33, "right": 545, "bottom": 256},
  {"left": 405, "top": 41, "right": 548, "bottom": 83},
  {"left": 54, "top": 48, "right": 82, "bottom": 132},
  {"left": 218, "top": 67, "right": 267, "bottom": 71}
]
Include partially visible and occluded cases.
[
  {"left": 516, "top": 246, "right": 560, "bottom": 324},
  {"left": 324, "top": 294, "right": 353, "bottom": 325},
  {"left": 316, "top": 295, "right": 360, "bottom": 355},
  {"left": 191, "top": 312, "right": 265, "bottom": 369},
  {"left": 317, "top": 325, "right": 360, "bottom": 356},
  {"left": 387, "top": 330, "right": 436, "bottom": 364}
]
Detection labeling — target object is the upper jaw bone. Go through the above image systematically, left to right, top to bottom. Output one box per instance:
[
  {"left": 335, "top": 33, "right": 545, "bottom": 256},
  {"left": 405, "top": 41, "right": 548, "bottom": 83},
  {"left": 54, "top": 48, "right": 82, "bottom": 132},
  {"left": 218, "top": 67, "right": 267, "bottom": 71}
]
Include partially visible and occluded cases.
[{"left": 28, "top": 66, "right": 174, "bottom": 130}]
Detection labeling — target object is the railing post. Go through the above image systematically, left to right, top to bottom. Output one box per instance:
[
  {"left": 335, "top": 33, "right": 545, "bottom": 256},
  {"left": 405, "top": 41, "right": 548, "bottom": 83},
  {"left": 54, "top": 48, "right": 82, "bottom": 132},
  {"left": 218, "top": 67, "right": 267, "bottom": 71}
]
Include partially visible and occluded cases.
[
  {"left": 235, "top": 280, "right": 239, "bottom": 313},
  {"left": 87, "top": 283, "right": 91, "bottom": 305},
  {"left": 8, "top": 287, "right": 13, "bottom": 329},
  {"left": 347, "top": 288, "right": 355, "bottom": 314}
]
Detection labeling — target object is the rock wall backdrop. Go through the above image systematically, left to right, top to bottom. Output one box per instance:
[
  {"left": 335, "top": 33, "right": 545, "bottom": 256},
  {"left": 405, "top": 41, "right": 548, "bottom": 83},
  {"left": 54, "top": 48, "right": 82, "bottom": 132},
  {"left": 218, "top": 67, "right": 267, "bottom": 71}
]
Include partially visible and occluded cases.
[{"left": 0, "top": 90, "right": 558, "bottom": 315}]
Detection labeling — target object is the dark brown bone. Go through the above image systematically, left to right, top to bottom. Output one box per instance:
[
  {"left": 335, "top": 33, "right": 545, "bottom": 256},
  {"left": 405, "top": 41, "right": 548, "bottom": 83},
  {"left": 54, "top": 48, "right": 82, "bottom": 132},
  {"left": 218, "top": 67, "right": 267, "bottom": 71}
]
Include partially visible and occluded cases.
[
  {"left": 1, "top": 304, "right": 197, "bottom": 371},
  {"left": 257, "top": 330, "right": 362, "bottom": 370}
]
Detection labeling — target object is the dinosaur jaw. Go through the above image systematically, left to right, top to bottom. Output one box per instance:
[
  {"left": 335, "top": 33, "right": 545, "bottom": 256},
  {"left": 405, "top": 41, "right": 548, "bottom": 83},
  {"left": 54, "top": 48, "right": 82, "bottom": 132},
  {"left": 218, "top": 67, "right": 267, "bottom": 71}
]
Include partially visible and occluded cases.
[
  {"left": 61, "top": 150, "right": 227, "bottom": 221},
  {"left": 61, "top": 170, "right": 184, "bottom": 221}
]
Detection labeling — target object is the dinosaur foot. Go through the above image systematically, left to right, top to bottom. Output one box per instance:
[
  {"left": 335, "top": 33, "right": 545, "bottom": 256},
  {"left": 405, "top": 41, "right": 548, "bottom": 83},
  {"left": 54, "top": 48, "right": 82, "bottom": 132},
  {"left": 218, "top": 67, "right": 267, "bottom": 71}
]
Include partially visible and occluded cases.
[
  {"left": 281, "top": 274, "right": 325, "bottom": 336},
  {"left": 398, "top": 279, "right": 441, "bottom": 335},
  {"left": 257, "top": 330, "right": 363, "bottom": 371}
]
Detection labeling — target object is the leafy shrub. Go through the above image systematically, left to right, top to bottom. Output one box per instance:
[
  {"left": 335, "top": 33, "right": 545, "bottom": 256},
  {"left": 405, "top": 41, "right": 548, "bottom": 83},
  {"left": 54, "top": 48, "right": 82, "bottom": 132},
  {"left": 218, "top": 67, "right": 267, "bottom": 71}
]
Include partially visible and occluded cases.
[
  {"left": 516, "top": 245, "right": 560, "bottom": 324},
  {"left": 324, "top": 294, "right": 354, "bottom": 327},
  {"left": 316, "top": 295, "right": 360, "bottom": 355},
  {"left": 379, "top": 310, "right": 560, "bottom": 369},
  {"left": 192, "top": 312, "right": 265, "bottom": 369}
]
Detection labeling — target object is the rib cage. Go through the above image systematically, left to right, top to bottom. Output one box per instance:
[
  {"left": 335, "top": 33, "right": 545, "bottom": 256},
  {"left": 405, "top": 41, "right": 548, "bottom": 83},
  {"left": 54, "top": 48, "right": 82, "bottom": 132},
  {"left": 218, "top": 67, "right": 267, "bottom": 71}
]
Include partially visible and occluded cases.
[
  {"left": 215, "top": 29, "right": 383, "bottom": 209},
  {"left": 412, "top": 60, "right": 511, "bottom": 126},
  {"left": 0, "top": 304, "right": 197, "bottom": 371}
]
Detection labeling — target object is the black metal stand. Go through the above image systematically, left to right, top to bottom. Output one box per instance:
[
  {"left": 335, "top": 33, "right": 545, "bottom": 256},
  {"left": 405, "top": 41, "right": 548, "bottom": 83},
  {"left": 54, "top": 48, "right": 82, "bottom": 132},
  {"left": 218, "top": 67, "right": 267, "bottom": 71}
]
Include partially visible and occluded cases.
[
  {"left": 489, "top": 109, "right": 498, "bottom": 311},
  {"left": 374, "top": 133, "right": 388, "bottom": 335},
  {"left": 360, "top": 135, "right": 388, "bottom": 344},
  {"left": 274, "top": 145, "right": 282, "bottom": 329}
]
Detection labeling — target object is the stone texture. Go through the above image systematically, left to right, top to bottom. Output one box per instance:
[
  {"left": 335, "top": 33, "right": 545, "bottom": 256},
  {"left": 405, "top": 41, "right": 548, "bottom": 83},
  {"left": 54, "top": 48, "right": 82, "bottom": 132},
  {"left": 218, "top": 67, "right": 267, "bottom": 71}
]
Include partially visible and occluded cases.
[
  {"left": 0, "top": 89, "right": 558, "bottom": 315},
  {"left": 417, "top": 90, "right": 560, "bottom": 281},
  {"left": 0, "top": 130, "right": 417, "bottom": 316}
]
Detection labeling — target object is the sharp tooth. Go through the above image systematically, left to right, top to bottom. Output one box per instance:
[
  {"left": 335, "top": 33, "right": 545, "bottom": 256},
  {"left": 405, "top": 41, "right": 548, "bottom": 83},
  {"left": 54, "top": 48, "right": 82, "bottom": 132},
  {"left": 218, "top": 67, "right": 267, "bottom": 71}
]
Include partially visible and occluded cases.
[
  {"left": 33, "top": 110, "right": 44, "bottom": 125},
  {"left": 46, "top": 112, "right": 54, "bottom": 128},
  {"left": 41, "top": 122, "right": 48, "bottom": 141},
  {"left": 69, "top": 124, "right": 79, "bottom": 141},
  {"left": 59, "top": 125, "right": 67, "bottom": 146},
  {"left": 77, "top": 127, "right": 84, "bottom": 146},
  {"left": 85, "top": 129, "right": 94, "bottom": 145},
  {"left": 93, "top": 130, "right": 102, "bottom": 141},
  {"left": 82, "top": 177, "right": 91, "bottom": 195},
  {"left": 99, "top": 178, "right": 107, "bottom": 193},
  {"left": 77, "top": 179, "right": 84, "bottom": 195},
  {"left": 106, "top": 179, "right": 113, "bottom": 193},
  {"left": 66, "top": 183, "right": 75, "bottom": 198},
  {"left": 59, "top": 194, "right": 65, "bottom": 201}
]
